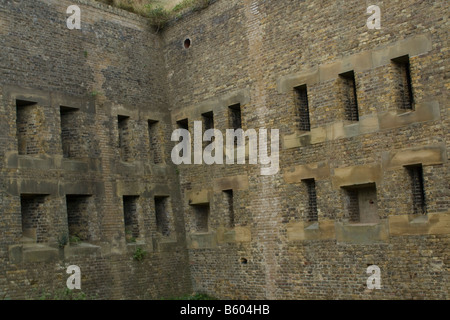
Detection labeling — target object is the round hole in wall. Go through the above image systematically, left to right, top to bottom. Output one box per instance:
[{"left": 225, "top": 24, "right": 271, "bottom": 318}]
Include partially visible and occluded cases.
[
  {"left": 184, "top": 38, "right": 191, "bottom": 49},
  {"left": 240, "top": 258, "right": 248, "bottom": 265}
]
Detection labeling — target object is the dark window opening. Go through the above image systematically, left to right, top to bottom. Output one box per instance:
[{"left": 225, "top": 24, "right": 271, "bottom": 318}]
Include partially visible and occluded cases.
[
  {"left": 392, "top": 55, "right": 414, "bottom": 110},
  {"left": 339, "top": 71, "right": 359, "bottom": 122},
  {"left": 294, "top": 85, "right": 311, "bottom": 131},
  {"left": 16, "top": 100, "right": 39, "bottom": 155},
  {"left": 229, "top": 104, "right": 242, "bottom": 130},
  {"left": 229, "top": 104, "right": 242, "bottom": 147},
  {"left": 60, "top": 106, "right": 81, "bottom": 159},
  {"left": 202, "top": 111, "right": 214, "bottom": 131},
  {"left": 202, "top": 111, "right": 215, "bottom": 147},
  {"left": 118, "top": 115, "right": 131, "bottom": 162},
  {"left": 177, "top": 118, "right": 189, "bottom": 131},
  {"left": 148, "top": 120, "right": 163, "bottom": 164},
  {"left": 406, "top": 165, "right": 426, "bottom": 215},
  {"left": 303, "top": 179, "right": 318, "bottom": 222},
  {"left": 344, "top": 184, "right": 378, "bottom": 223},
  {"left": 347, "top": 189, "right": 360, "bottom": 222},
  {"left": 223, "top": 190, "right": 234, "bottom": 228},
  {"left": 20, "top": 194, "right": 49, "bottom": 243},
  {"left": 66, "top": 195, "right": 92, "bottom": 242},
  {"left": 123, "top": 196, "right": 140, "bottom": 242},
  {"left": 155, "top": 196, "right": 171, "bottom": 236},
  {"left": 192, "top": 204, "right": 209, "bottom": 233},
  {"left": 240, "top": 258, "right": 248, "bottom": 265}
]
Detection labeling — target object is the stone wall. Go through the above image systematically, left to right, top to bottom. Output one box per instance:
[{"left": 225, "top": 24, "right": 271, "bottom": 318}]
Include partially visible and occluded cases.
[
  {"left": 0, "top": 0, "right": 191, "bottom": 299},
  {"left": 0, "top": 0, "right": 448, "bottom": 300},
  {"left": 163, "top": 0, "right": 449, "bottom": 299}
]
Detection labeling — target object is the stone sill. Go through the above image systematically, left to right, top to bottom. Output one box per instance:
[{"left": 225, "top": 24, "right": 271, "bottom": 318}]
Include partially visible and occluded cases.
[
  {"left": 283, "top": 101, "right": 439, "bottom": 149},
  {"left": 6, "top": 153, "right": 99, "bottom": 172},
  {"left": 116, "top": 160, "right": 170, "bottom": 176},
  {"left": 389, "top": 212, "right": 450, "bottom": 236},
  {"left": 287, "top": 220, "right": 335, "bottom": 241},
  {"left": 335, "top": 220, "right": 390, "bottom": 244},
  {"left": 218, "top": 226, "right": 252, "bottom": 243},
  {"left": 186, "top": 227, "right": 252, "bottom": 248},
  {"left": 187, "top": 232, "right": 217, "bottom": 249},
  {"left": 152, "top": 236, "right": 178, "bottom": 252},
  {"left": 126, "top": 240, "right": 154, "bottom": 254},
  {"left": 126, "top": 240, "right": 146, "bottom": 246},
  {"left": 9, "top": 242, "right": 103, "bottom": 263},
  {"left": 9, "top": 243, "right": 59, "bottom": 264},
  {"left": 64, "top": 243, "right": 101, "bottom": 258}
]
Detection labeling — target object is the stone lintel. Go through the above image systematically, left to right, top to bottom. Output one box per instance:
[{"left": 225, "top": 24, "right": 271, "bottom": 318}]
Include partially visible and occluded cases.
[
  {"left": 278, "top": 34, "right": 432, "bottom": 93},
  {"left": 383, "top": 144, "right": 446, "bottom": 169},
  {"left": 284, "top": 162, "right": 330, "bottom": 183},
  {"left": 332, "top": 164, "right": 382, "bottom": 189},
  {"left": 213, "top": 175, "right": 249, "bottom": 192},
  {"left": 188, "top": 189, "right": 211, "bottom": 205},
  {"left": 389, "top": 212, "right": 450, "bottom": 236},
  {"left": 287, "top": 220, "right": 335, "bottom": 241},
  {"left": 335, "top": 220, "right": 390, "bottom": 244},
  {"left": 187, "top": 232, "right": 217, "bottom": 249}
]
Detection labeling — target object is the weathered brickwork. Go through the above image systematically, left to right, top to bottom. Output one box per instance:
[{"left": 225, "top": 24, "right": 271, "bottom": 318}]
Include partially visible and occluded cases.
[
  {"left": 0, "top": 0, "right": 448, "bottom": 300},
  {"left": 0, "top": 0, "right": 191, "bottom": 300},
  {"left": 164, "top": 0, "right": 449, "bottom": 300}
]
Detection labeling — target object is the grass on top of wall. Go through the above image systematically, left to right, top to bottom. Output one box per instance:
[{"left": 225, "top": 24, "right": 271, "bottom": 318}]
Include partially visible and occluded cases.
[{"left": 94, "top": 0, "right": 211, "bottom": 32}]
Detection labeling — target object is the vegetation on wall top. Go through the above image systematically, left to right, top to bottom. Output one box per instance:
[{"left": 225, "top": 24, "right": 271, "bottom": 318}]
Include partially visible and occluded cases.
[{"left": 95, "top": 0, "right": 212, "bottom": 32}]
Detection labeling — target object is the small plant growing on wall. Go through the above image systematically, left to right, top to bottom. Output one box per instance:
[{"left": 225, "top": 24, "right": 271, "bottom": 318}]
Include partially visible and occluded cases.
[
  {"left": 145, "top": 4, "right": 170, "bottom": 32},
  {"left": 125, "top": 229, "right": 137, "bottom": 243},
  {"left": 58, "top": 234, "right": 68, "bottom": 248},
  {"left": 69, "top": 235, "right": 81, "bottom": 245},
  {"left": 133, "top": 247, "right": 147, "bottom": 261}
]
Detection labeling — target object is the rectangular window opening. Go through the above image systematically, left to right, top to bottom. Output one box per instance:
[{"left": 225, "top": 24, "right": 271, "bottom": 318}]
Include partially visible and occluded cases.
[
  {"left": 392, "top": 55, "right": 414, "bottom": 110},
  {"left": 339, "top": 71, "right": 359, "bottom": 122},
  {"left": 294, "top": 85, "right": 311, "bottom": 132},
  {"left": 16, "top": 99, "right": 39, "bottom": 155},
  {"left": 229, "top": 104, "right": 242, "bottom": 148},
  {"left": 229, "top": 104, "right": 242, "bottom": 130},
  {"left": 60, "top": 106, "right": 81, "bottom": 159},
  {"left": 202, "top": 111, "right": 214, "bottom": 147},
  {"left": 202, "top": 111, "right": 214, "bottom": 131},
  {"left": 118, "top": 115, "right": 131, "bottom": 162},
  {"left": 177, "top": 118, "right": 189, "bottom": 131},
  {"left": 148, "top": 120, "right": 163, "bottom": 164},
  {"left": 406, "top": 165, "right": 426, "bottom": 215},
  {"left": 303, "top": 179, "right": 318, "bottom": 222},
  {"left": 344, "top": 184, "right": 378, "bottom": 224},
  {"left": 347, "top": 189, "right": 360, "bottom": 222},
  {"left": 223, "top": 190, "right": 235, "bottom": 228},
  {"left": 20, "top": 194, "right": 49, "bottom": 243},
  {"left": 66, "top": 195, "right": 92, "bottom": 242},
  {"left": 123, "top": 195, "right": 140, "bottom": 242},
  {"left": 155, "top": 196, "right": 171, "bottom": 236},
  {"left": 192, "top": 204, "right": 209, "bottom": 233}
]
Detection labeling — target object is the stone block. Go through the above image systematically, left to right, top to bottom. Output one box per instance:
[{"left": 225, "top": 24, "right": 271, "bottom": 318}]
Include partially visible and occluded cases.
[
  {"left": 332, "top": 163, "right": 382, "bottom": 188},
  {"left": 389, "top": 212, "right": 450, "bottom": 236},
  {"left": 335, "top": 220, "right": 390, "bottom": 244}
]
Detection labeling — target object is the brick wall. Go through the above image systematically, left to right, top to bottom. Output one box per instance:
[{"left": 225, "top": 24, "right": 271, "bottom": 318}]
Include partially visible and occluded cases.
[
  {"left": 0, "top": 0, "right": 448, "bottom": 300},
  {"left": 0, "top": 0, "right": 191, "bottom": 300},
  {"left": 164, "top": 0, "right": 449, "bottom": 299}
]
